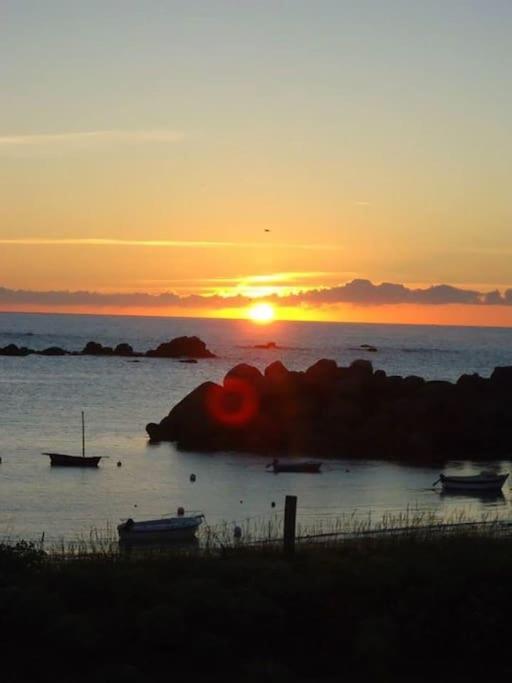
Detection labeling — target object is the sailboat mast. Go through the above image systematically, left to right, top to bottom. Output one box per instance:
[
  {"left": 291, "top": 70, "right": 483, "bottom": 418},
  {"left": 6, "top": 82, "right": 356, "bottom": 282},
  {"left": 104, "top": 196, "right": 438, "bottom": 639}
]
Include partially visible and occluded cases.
[{"left": 82, "top": 411, "right": 85, "bottom": 457}]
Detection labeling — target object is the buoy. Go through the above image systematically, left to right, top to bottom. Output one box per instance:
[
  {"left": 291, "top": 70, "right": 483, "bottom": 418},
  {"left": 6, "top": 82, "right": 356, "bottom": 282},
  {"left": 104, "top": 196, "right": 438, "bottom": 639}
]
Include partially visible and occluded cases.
[
  {"left": 117, "top": 461, "right": 122, "bottom": 467},
  {"left": 190, "top": 473, "right": 196, "bottom": 482},
  {"left": 240, "top": 500, "right": 243, "bottom": 504},
  {"left": 271, "top": 501, "right": 276, "bottom": 508},
  {"left": 134, "top": 504, "right": 138, "bottom": 508},
  {"left": 177, "top": 506, "right": 185, "bottom": 516},
  {"left": 234, "top": 525, "right": 242, "bottom": 539}
]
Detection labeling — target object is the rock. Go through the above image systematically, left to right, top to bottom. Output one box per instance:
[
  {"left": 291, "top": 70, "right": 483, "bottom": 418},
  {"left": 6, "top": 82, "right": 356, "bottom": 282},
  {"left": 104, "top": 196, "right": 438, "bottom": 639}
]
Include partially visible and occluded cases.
[
  {"left": 1, "top": 336, "right": 214, "bottom": 361},
  {"left": 146, "top": 336, "right": 215, "bottom": 359},
  {"left": 82, "top": 341, "right": 112, "bottom": 355},
  {"left": 114, "top": 343, "right": 134, "bottom": 356},
  {"left": 0, "top": 344, "right": 32, "bottom": 356},
  {"left": 39, "top": 347, "right": 68, "bottom": 356},
  {"left": 349, "top": 358, "right": 374, "bottom": 377},
  {"left": 305, "top": 359, "right": 339, "bottom": 387},
  {"left": 264, "top": 360, "right": 289, "bottom": 383},
  {"left": 145, "top": 362, "right": 512, "bottom": 461},
  {"left": 224, "top": 363, "right": 264, "bottom": 388},
  {"left": 490, "top": 366, "right": 512, "bottom": 390},
  {"left": 457, "top": 373, "right": 486, "bottom": 392},
  {"left": 403, "top": 375, "right": 425, "bottom": 392},
  {"left": 146, "top": 381, "right": 220, "bottom": 444}
]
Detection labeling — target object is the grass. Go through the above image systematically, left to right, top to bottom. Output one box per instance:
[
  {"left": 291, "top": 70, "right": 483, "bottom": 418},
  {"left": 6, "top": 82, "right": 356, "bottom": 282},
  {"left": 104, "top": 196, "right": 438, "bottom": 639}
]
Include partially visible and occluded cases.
[
  {"left": 4, "top": 505, "right": 509, "bottom": 556},
  {"left": 2, "top": 513, "right": 512, "bottom": 682}
]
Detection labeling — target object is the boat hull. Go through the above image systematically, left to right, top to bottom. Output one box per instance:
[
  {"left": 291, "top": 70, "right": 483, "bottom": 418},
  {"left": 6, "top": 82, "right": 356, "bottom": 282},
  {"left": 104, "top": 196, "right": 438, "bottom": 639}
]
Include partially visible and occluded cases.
[
  {"left": 43, "top": 452, "right": 101, "bottom": 467},
  {"left": 270, "top": 461, "right": 322, "bottom": 473},
  {"left": 440, "top": 473, "right": 508, "bottom": 492},
  {"left": 117, "top": 515, "right": 203, "bottom": 545}
]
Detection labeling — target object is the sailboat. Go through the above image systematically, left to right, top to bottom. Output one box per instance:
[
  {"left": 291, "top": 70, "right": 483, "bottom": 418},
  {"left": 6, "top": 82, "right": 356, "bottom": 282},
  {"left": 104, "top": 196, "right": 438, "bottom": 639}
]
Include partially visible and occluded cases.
[{"left": 43, "top": 412, "right": 102, "bottom": 467}]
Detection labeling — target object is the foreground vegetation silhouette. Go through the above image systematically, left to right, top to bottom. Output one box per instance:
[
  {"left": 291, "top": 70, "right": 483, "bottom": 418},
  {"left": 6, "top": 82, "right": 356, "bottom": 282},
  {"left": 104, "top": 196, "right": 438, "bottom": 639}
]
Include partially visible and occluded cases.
[{"left": 1, "top": 535, "right": 512, "bottom": 682}]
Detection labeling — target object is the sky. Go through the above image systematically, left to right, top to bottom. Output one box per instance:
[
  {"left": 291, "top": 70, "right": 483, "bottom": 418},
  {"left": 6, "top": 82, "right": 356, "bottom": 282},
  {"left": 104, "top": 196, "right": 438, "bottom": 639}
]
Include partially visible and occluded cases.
[{"left": 1, "top": 1, "right": 512, "bottom": 325}]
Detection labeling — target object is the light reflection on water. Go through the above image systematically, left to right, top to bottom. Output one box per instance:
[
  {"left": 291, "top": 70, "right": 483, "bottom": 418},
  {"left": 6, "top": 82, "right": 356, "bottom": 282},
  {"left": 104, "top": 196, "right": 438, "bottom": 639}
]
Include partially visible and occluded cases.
[{"left": 0, "top": 312, "right": 512, "bottom": 541}]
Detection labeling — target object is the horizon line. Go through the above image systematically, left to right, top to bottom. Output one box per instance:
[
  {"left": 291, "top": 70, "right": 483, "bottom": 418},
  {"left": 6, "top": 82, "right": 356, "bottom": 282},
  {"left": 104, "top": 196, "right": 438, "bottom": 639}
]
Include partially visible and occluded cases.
[{"left": 1, "top": 305, "right": 512, "bottom": 331}]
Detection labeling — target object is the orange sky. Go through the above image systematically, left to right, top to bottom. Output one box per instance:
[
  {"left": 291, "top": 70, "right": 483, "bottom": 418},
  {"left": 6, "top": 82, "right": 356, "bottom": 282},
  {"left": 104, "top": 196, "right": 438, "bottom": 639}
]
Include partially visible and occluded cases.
[
  {"left": 2, "top": 3, "right": 512, "bottom": 327},
  {"left": 3, "top": 298, "right": 512, "bottom": 329}
]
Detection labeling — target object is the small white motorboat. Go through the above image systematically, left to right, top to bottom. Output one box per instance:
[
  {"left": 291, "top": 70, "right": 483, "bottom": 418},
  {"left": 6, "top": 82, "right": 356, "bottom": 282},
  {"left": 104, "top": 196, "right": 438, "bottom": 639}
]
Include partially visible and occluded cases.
[
  {"left": 433, "top": 471, "right": 509, "bottom": 492},
  {"left": 117, "top": 512, "right": 204, "bottom": 545}
]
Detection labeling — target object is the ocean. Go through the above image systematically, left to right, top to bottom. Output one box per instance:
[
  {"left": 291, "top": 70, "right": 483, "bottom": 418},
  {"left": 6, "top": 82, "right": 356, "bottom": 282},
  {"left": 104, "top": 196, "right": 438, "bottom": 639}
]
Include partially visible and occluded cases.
[{"left": 1, "top": 310, "right": 512, "bottom": 544}]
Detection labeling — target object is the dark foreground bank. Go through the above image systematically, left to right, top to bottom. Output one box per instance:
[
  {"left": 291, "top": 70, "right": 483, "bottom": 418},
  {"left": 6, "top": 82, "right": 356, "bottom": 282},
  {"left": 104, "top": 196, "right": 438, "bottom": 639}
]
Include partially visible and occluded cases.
[
  {"left": 147, "top": 358, "right": 512, "bottom": 460},
  {"left": 1, "top": 535, "right": 512, "bottom": 682}
]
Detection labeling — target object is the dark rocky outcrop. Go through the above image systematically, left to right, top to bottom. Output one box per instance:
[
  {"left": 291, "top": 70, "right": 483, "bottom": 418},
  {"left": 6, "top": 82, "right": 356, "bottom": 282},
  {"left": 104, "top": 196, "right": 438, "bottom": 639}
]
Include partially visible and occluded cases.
[
  {"left": 1, "top": 335, "right": 215, "bottom": 360},
  {"left": 146, "top": 336, "right": 215, "bottom": 359},
  {"left": 82, "top": 341, "right": 114, "bottom": 355},
  {"left": 114, "top": 343, "right": 134, "bottom": 356},
  {"left": 0, "top": 344, "right": 33, "bottom": 356},
  {"left": 360, "top": 344, "right": 378, "bottom": 352},
  {"left": 39, "top": 346, "right": 68, "bottom": 356},
  {"left": 146, "top": 359, "right": 512, "bottom": 461}
]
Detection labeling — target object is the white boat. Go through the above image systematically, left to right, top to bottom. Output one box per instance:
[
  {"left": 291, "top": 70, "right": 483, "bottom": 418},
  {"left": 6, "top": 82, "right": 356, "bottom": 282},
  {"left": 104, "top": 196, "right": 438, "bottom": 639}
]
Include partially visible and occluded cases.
[
  {"left": 433, "top": 471, "right": 509, "bottom": 492},
  {"left": 118, "top": 513, "right": 204, "bottom": 545}
]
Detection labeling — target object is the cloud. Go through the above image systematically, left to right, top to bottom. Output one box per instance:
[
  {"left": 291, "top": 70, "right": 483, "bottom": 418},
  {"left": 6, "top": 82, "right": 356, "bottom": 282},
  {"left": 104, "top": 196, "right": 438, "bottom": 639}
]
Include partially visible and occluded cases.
[
  {"left": 0, "top": 129, "right": 184, "bottom": 148},
  {"left": 0, "top": 238, "right": 340, "bottom": 251},
  {"left": 1, "top": 279, "right": 512, "bottom": 311},
  {"left": 280, "top": 279, "right": 503, "bottom": 307},
  {"left": 0, "top": 286, "right": 250, "bottom": 309}
]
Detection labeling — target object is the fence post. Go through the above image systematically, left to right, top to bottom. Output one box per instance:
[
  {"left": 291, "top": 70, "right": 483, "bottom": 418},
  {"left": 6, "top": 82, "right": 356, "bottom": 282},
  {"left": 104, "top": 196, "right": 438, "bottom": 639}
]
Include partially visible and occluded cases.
[{"left": 284, "top": 495, "right": 297, "bottom": 556}]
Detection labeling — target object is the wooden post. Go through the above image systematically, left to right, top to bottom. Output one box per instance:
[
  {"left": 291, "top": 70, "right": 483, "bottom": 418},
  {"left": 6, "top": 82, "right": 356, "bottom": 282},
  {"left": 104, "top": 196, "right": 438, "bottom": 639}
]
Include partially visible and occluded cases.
[
  {"left": 81, "top": 411, "right": 85, "bottom": 458},
  {"left": 283, "top": 495, "right": 297, "bottom": 556}
]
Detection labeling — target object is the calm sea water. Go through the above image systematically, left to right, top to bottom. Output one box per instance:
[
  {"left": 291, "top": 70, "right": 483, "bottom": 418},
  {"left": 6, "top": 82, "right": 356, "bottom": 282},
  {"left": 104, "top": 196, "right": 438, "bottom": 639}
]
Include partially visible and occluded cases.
[{"left": 1, "top": 311, "right": 512, "bottom": 543}]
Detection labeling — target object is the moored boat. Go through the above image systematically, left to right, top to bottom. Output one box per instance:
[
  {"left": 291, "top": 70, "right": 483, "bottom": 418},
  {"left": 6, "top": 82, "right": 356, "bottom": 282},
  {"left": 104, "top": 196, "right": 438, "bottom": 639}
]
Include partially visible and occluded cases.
[
  {"left": 42, "top": 411, "right": 102, "bottom": 467},
  {"left": 43, "top": 452, "right": 101, "bottom": 467},
  {"left": 267, "top": 459, "right": 322, "bottom": 473},
  {"left": 433, "top": 471, "right": 509, "bottom": 492},
  {"left": 117, "top": 513, "right": 204, "bottom": 544}
]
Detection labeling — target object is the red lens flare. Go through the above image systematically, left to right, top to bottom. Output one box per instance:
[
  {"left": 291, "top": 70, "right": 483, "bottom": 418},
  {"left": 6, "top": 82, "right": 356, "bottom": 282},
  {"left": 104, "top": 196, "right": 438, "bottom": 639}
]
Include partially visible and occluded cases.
[{"left": 206, "top": 378, "right": 259, "bottom": 427}]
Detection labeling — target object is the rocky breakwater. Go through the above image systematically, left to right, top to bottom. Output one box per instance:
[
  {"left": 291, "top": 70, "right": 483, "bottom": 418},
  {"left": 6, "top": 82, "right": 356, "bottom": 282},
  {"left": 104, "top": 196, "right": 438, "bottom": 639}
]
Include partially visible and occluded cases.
[{"left": 146, "top": 360, "right": 512, "bottom": 460}]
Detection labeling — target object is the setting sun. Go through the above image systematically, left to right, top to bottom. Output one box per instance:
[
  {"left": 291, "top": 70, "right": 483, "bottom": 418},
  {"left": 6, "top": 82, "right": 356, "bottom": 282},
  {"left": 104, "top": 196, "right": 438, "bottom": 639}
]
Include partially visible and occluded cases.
[{"left": 247, "top": 302, "right": 275, "bottom": 324}]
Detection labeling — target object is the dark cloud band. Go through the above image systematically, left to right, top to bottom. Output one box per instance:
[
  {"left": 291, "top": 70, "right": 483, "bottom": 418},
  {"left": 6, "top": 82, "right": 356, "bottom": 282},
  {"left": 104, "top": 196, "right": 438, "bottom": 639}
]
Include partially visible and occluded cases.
[{"left": 0, "top": 279, "right": 511, "bottom": 309}]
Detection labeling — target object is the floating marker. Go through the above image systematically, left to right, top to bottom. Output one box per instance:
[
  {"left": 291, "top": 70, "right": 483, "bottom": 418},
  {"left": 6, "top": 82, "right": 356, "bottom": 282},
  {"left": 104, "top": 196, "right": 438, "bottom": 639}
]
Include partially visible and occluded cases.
[{"left": 190, "top": 473, "right": 196, "bottom": 482}]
